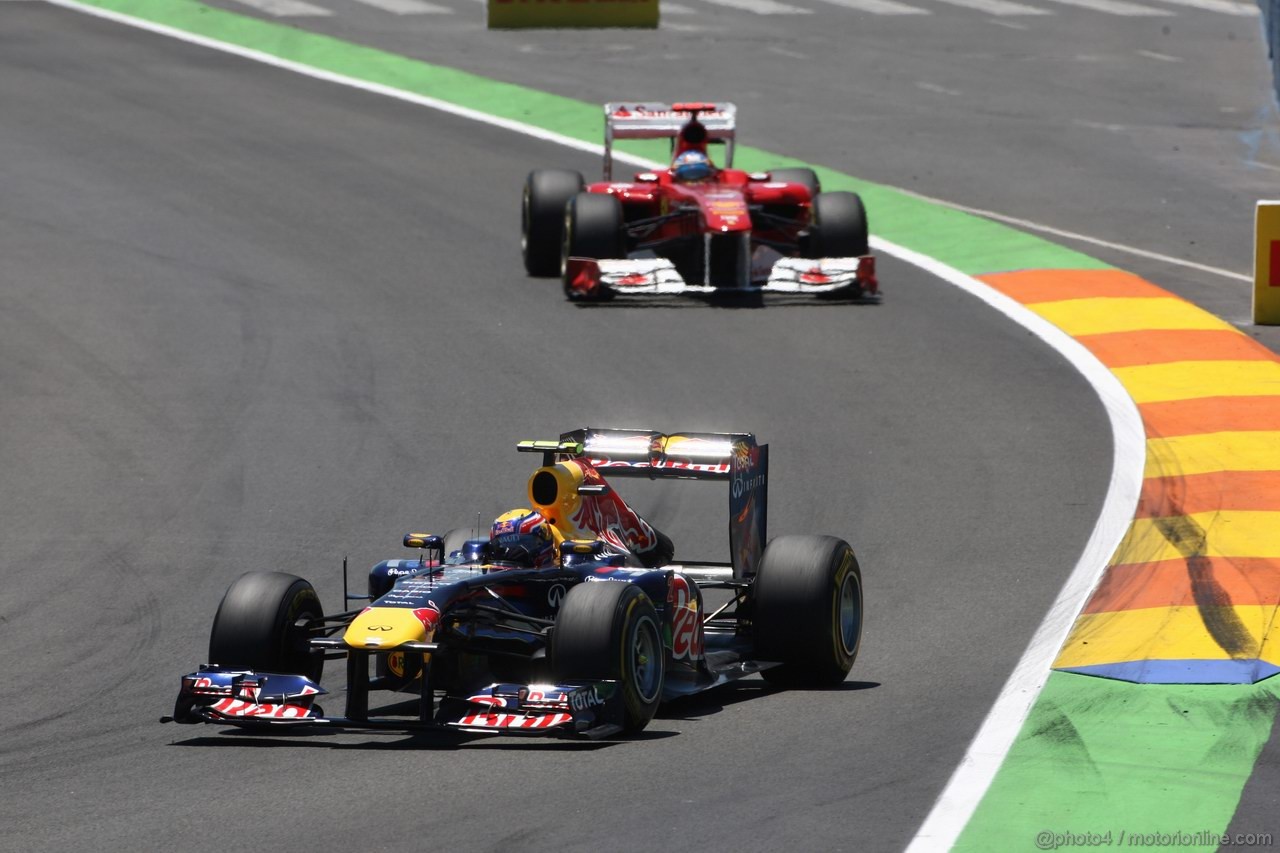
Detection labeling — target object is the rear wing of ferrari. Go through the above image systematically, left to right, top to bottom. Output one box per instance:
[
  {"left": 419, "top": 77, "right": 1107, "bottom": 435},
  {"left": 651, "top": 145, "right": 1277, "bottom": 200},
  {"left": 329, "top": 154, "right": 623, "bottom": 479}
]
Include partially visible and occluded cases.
[
  {"left": 603, "top": 102, "right": 737, "bottom": 180},
  {"left": 518, "top": 427, "right": 767, "bottom": 577}
]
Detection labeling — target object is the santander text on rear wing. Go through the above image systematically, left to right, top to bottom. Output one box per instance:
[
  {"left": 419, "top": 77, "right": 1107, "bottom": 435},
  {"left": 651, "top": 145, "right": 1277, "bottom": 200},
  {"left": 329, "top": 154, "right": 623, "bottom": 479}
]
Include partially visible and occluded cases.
[
  {"left": 603, "top": 102, "right": 737, "bottom": 179},
  {"left": 518, "top": 428, "right": 767, "bottom": 577}
]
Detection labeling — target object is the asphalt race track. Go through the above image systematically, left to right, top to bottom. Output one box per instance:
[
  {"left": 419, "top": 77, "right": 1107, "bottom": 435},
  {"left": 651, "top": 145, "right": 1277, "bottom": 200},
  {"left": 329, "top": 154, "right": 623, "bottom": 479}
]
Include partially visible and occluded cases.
[{"left": 0, "top": 6, "right": 1125, "bottom": 852}]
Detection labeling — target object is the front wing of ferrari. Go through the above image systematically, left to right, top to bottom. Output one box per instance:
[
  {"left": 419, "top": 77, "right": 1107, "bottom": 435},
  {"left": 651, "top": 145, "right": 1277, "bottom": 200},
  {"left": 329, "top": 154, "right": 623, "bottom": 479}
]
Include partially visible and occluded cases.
[{"left": 565, "top": 255, "right": 878, "bottom": 300}]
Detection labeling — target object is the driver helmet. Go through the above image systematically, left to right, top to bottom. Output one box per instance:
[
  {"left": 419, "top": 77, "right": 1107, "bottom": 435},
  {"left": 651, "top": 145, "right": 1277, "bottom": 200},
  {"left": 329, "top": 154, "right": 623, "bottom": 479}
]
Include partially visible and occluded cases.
[
  {"left": 672, "top": 149, "right": 714, "bottom": 182},
  {"left": 489, "top": 508, "right": 558, "bottom": 568}
]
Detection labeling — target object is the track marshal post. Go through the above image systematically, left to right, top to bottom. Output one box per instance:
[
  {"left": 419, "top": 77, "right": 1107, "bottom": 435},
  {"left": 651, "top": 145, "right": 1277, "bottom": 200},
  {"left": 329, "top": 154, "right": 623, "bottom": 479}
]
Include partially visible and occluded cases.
[{"left": 1254, "top": 200, "right": 1280, "bottom": 325}]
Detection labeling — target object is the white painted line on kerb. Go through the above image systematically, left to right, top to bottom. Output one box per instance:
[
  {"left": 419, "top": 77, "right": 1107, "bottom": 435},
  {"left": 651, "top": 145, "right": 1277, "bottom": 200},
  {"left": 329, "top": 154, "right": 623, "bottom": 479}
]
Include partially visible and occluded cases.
[
  {"left": 227, "top": 0, "right": 332, "bottom": 16},
  {"left": 349, "top": 0, "right": 453, "bottom": 13},
  {"left": 698, "top": 0, "right": 813, "bottom": 14},
  {"left": 809, "top": 0, "right": 930, "bottom": 14},
  {"left": 933, "top": 0, "right": 1052, "bottom": 15},
  {"left": 1037, "top": 0, "right": 1171, "bottom": 13},
  {"left": 45, "top": 5, "right": 1148, "bottom": 852},
  {"left": 1137, "top": 49, "right": 1182, "bottom": 62},
  {"left": 896, "top": 187, "right": 1251, "bottom": 283},
  {"left": 892, "top": 238, "right": 1144, "bottom": 851}
]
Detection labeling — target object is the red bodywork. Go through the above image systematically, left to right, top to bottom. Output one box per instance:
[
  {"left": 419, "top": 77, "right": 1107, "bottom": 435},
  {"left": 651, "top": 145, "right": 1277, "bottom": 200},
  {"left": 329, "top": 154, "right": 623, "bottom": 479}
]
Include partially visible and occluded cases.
[{"left": 586, "top": 168, "right": 813, "bottom": 254}]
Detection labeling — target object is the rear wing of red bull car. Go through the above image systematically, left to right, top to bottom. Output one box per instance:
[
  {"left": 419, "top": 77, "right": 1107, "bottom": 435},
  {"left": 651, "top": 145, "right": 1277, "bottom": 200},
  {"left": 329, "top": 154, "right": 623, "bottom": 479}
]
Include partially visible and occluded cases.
[
  {"left": 603, "top": 102, "right": 737, "bottom": 180},
  {"left": 518, "top": 427, "right": 767, "bottom": 578}
]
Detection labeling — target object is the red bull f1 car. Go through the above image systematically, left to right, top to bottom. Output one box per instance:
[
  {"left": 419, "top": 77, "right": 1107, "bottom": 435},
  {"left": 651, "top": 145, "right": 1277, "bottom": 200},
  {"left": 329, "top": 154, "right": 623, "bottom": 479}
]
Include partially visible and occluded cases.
[
  {"left": 521, "top": 102, "right": 878, "bottom": 301},
  {"left": 164, "top": 428, "right": 864, "bottom": 738}
]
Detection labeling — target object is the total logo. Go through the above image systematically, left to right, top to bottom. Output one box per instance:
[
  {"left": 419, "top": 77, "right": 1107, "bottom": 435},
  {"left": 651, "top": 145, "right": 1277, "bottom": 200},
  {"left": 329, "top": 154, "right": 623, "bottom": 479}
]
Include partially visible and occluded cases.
[{"left": 569, "top": 686, "right": 605, "bottom": 712}]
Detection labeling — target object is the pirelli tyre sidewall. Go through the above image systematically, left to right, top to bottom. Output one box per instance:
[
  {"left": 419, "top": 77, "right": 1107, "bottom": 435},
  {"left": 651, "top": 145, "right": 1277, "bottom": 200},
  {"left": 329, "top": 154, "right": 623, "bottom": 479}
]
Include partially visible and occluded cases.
[
  {"left": 752, "top": 535, "right": 862, "bottom": 687},
  {"left": 208, "top": 571, "right": 324, "bottom": 682},
  {"left": 551, "top": 581, "right": 664, "bottom": 733}
]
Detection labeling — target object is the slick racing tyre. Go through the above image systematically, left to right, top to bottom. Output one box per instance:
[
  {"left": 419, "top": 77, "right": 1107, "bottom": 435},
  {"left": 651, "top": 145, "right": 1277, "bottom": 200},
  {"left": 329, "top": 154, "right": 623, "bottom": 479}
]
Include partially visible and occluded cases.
[
  {"left": 768, "top": 167, "right": 821, "bottom": 200},
  {"left": 523, "top": 169, "right": 584, "bottom": 277},
  {"left": 807, "top": 191, "right": 869, "bottom": 258},
  {"left": 563, "top": 192, "right": 625, "bottom": 269},
  {"left": 752, "top": 535, "right": 862, "bottom": 687},
  {"left": 208, "top": 571, "right": 324, "bottom": 682},
  {"left": 551, "top": 581, "right": 664, "bottom": 733}
]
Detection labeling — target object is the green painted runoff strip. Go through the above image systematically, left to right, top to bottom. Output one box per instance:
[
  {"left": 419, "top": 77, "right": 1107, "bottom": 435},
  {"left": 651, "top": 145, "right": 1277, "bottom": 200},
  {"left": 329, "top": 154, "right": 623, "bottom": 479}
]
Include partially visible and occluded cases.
[
  {"left": 61, "top": 0, "right": 1280, "bottom": 846},
  {"left": 74, "top": 0, "right": 1105, "bottom": 276},
  {"left": 958, "top": 673, "right": 1280, "bottom": 851}
]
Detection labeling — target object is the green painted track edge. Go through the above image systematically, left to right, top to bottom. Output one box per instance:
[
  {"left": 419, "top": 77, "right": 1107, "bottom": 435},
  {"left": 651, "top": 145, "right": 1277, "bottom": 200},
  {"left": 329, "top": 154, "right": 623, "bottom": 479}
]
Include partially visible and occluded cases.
[{"left": 956, "top": 672, "right": 1280, "bottom": 852}]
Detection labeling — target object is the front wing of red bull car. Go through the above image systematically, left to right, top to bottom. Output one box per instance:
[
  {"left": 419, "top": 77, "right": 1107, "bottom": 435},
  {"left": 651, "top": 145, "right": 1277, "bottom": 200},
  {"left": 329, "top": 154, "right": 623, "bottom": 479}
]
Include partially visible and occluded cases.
[{"left": 164, "top": 428, "right": 864, "bottom": 738}]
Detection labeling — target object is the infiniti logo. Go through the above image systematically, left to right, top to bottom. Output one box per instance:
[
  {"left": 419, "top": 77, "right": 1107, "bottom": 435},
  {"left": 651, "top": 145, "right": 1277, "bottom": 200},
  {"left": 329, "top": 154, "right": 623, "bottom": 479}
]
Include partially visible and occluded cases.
[
  {"left": 547, "top": 584, "right": 567, "bottom": 608},
  {"left": 366, "top": 625, "right": 393, "bottom": 631}
]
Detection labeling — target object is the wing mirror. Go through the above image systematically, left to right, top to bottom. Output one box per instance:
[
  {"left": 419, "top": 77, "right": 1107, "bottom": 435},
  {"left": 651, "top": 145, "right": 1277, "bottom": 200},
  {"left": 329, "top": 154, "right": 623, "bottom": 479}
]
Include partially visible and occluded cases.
[{"left": 403, "top": 533, "right": 445, "bottom": 565}]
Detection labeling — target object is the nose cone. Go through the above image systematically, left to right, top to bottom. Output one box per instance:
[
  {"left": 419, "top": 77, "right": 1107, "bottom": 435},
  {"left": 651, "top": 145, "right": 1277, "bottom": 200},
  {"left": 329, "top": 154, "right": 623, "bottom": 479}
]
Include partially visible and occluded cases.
[{"left": 344, "top": 607, "right": 426, "bottom": 650}]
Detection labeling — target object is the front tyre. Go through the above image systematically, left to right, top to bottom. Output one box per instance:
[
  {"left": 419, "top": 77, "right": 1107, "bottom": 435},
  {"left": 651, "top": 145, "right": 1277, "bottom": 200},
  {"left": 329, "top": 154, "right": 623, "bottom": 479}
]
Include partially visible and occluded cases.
[
  {"left": 523, "top": 169, "right": 584, "bottom": 276},
  {"left": 807, "top": 191, "right": 869, "bottom": 258},
  {"left": 564, "top": 192, "right": 624, "bottom": 266},
  {"left": 753, "top": 535, "right": 862, "bottom": 687},
  {"left": 208, "top": 571, "right": 324, "bottom": 682},
  {"left": 551, "top": 582, "right": 664, "bottom": 733}
]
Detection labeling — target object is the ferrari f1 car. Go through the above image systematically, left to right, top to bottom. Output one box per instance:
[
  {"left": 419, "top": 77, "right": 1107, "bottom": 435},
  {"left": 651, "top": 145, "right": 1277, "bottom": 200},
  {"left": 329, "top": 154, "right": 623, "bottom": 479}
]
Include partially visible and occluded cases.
[
  {"left": 521, "top": 103, "right": 878, "bottom": 301},
  {"left": 164, "top": 428, "right": 863, "bottom": 738}
]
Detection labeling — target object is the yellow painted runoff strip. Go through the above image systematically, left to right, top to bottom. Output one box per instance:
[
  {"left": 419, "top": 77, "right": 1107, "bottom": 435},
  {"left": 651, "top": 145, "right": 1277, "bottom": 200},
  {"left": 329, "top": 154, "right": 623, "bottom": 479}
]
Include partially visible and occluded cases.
[
  {"left": 1029, "top": 297, "right": 1234, "bottom": 336},
  {"left": 1111, "top": 360, "right": 1280, "bottom": 404},
  {"left": 1146, "top": 431, "right": 1280, "bottom": 477},
  {"left": 1111, "top": 510, "right": 1280, "bottom": 566},
  {"left": 1054, "top": 604, "right": 1280, "bottom": 668}
]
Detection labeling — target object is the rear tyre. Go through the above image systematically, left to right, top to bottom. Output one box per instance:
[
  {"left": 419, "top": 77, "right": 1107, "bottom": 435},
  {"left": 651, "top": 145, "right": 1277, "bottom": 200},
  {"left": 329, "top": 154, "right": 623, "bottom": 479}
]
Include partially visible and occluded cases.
[
  {"left": 769, "top": 167, "right": 820, "bottom": 200},
  {"left": 523, "top": 169, "right": 584, "bottom": 277},
  {"left": 807, "top": 191, "right": 869, "bottom": 258},
  {"left": 753, "top": 535, "right": 862, "bottom": 687},
  {"left": 208, "top": 571, "right": 324, "bottom": 681},
  {"left": 551, "top": 582, "right": 664, "bottom": 733}
]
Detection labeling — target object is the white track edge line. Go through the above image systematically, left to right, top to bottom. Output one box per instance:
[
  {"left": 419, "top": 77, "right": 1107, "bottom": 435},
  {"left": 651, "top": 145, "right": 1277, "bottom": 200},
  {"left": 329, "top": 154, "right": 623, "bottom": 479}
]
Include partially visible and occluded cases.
[
  {"left": 44, "top": 2, "right": 1148, "bottom": 848},
  {"left": 894, "top": 187, "right": 1251, "bottom": 283},
  {"left": 885, "top": 238, "right": 1144, "bottom": 851}
]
